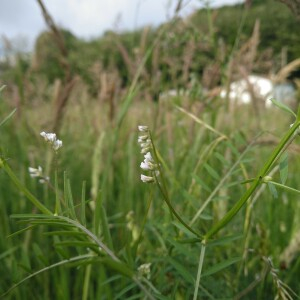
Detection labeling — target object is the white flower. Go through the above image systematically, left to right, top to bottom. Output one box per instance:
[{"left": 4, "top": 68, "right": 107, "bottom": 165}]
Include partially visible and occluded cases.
[
  {"left": 138, "top": 125, "right": 149, "bottom": 132},
  {"left": 40, "top": 131, "right": 63, "bottom": 151},
  {"left": 40, "top": 132, "right": 56, "bottom": 142},
  {"left": 138, "top": 135, "right": 148, "bottom": 143},
  {"left": 53, "top": 139, "right": 63, "bottom": 151},
  {"left": 140, "top": 142, "right": 151, "bottom": 149},
  {"left": 141, "top": 147, "right": 151, "bottom": 154},
  {"left": 140, "top": 152, "right": 157, "bottom": 171},
  {"left": 144, "top": 152, "right": 153, "bottom": 162},
  {"left": 140, "top": 161, "right": 150, "bottom": 170},
  {"left": 28, "top": 166, "right": 43, "bottom": 178},
  {"left": 28, "top": 166, "right": 49, "bottom": 184},
  {"left": 141, "top": 174, "right": 155, "bottom": 183},
  {"left": 39, "top": 177, "right": 50, "bottom": 184},
  {"left": 138, "top": 263, "right": 151, "bottom": 279}
]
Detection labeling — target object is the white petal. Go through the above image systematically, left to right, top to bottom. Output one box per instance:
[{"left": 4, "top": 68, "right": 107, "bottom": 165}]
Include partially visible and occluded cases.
[
  {"left": 138, "top": 125, "right": 149, "bottom": 132},
  {"left": 144, "top": 152, "right": 153, "bottom": 162},
  {"left": 140, "top": 162, "right": 151, "bottom": 170},
  {"left": 141, "top": 174, "right": 154, "bottom": 183}
]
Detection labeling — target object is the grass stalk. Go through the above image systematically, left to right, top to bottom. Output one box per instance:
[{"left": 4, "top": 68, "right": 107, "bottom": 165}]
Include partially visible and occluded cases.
[{"left": 193, "top": 242, "right": 206, "bottom": 300}]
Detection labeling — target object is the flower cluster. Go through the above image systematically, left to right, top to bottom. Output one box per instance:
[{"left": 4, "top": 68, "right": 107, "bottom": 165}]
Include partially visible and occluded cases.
[
  {"left": 138, "top": 126, "right": 159, "bottom": 183},
  {"left": 40, "top": 131, "right": 63, "bottom": 151},
  {"left": 28, "top": 166, "right": 50, "bottom": 184},
  {"left": 138, "top": 263, "right": 151, "bottom": 279}
]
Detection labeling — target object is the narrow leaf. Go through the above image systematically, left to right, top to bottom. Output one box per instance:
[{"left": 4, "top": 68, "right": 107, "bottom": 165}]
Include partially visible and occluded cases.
[
  {"left": 270, "top": 98, "right": 297, "bottom": 118},
  {"left": 0, "top": 108, "right": 17, "bottom": 128},
  {"left": 279, "top": 153, "right": 288, "bottom": 184},
  {"left": 204, "top": 163, "right": 220, "bottom": 181},
  {"left": 192, "top": 174, "right": 212, "bottom": 192},
  {"left": 81, "top": 181, "right": 86, "bottom": 226},
  {"left": 268, "top": 182, "right": 278, "bottom": 198},
  {"left": 43, "top": 230, "right": 85, "bottom": 237},
  {"left": 206, "top": 234, "right": 244, "bottom": 247},
  {"left": 101, "top": 257, "right": 134, "bottom": 278},
  {"left": 167, "top": 257, "right": 194, "bottom": 284},
  {"left": 202, "top": 257, "right": 242, "bottom": 277}
]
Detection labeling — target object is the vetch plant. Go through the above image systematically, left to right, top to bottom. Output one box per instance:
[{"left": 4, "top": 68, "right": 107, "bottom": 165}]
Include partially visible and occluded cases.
[
  {"left": 137, "top": 100, "right": 300, "bottom": 300},
  {"left": 138, "top": 125, "right": 200, "bottom": 237},
  {"left": 138, "top": 125, "right": 159, "bottom": 183},
  {"left": 1, "top": 128, "right": 158, "bottom": 299}
]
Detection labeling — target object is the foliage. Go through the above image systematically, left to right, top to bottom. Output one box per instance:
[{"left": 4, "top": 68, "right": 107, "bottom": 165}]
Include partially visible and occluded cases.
[{"left": 0, "top": 1, "right": 300, "bottom": 299}]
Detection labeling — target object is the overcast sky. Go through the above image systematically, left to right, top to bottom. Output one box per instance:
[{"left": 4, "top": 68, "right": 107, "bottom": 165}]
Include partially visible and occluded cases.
[{"left": 0, "top": 0, "right": 243, "bottom": 52}]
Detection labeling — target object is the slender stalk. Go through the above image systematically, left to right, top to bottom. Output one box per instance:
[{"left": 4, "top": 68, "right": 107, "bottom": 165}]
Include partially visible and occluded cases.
[
  {"left": 149, "top": 132, "right": 200, "bottom": 237},
  {"left": 267, "top": 180, "right": 300, "bottom": 195},
  {"left": 193, "top": 242, "right": 206, "bottom": 300},
  {"left": 82, "top": 264, "right": 92, "bottom": 300}
]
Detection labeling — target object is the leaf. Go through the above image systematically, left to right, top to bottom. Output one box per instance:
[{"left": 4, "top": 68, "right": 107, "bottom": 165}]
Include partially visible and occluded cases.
[
  {"left": 270, "top": 98, "right": 297, "bottom": 118},
  {"left": 0, "top": 108, "right": 17, "bottom": 128},
  {"left": 214, "top": 152, "right": 230, "bottom": 166},
  {"left": 279, "top": 153, "right": 288, "bottom": 184},
  {"left": 204, "top": 163, "right": 220, "bottom": 181},
  {"left": 192, "top": 174, "right": 212, "bottom": 192},
  {"left": 81, "top": 181, "right": 86, "bottom": 226},
  {"left": 268, "top": 182, "right": 278, "bottom": 198},
  {"left": 10, "top": 214, "right": 54, "bottom": 219},
  {"left": 172, "top": 221, "right": 196, "bottom": 237},
  {"left": 7, "top": 225, "right": 36, "bottom": 238},
  {"left": 43, "top": 230, "right": 85, "bottom": 238},
  {"left": 206, "top": 234, "right": 244, "bottom": 247},
  {"left": 167, "top": 239, "right": 194, "bottom": 258},
  {"left": 54, "top": 241, "right": 99, "bottom": 249},
  {"left": 0, "top": 247, "right": 18, "bottom": 260},
  {"left": 0, "top": 254, "right": 96, "bottom": 298},
  {"left": 101, "top": 257, "right": 134, "bottom": 278},
  {"left": 167, "top": 257, "right": 195, "bottom": 284},
  {"left": 202, "top": 257, "right": 242, "bottom": 277},
  {"left": 114, "top": 283, "right": 136, "bottom": 299}
]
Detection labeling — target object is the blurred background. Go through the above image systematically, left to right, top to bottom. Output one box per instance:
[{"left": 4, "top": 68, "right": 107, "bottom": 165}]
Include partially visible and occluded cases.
[{"left": 1, "top": 0, "right": 300, "bottom": 299}]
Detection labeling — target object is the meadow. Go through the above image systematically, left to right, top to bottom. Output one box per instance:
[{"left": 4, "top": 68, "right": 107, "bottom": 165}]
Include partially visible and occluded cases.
[{"left": 1, "top": 1, "right": 300, "bottom": 299}]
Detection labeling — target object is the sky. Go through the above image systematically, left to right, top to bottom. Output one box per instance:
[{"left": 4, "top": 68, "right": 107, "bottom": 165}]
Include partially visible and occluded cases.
[{"left": 0, "top": 0, "right": 243, "bottom": 52}]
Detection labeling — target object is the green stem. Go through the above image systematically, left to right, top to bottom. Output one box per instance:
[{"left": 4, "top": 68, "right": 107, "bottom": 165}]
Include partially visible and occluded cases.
[
  {"left": 204, "top": 120, "right": 300, "bottom": 241},
  {"left": 149, "top": 132, "right": 200, "bottom": 238},
  {"left": 155, "top": 177, "right": 200, "bottom": 237},
  {"left": 193, "top": 242, "right": 206, "bottom": 300},
  {"left": 82, "top": 264, "right": 92, "bottom": 300}
]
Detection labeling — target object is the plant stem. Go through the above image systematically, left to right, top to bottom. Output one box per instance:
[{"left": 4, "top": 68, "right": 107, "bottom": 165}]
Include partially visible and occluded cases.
[{"left": 193, "top": 242, "right": 206, "bottom": 300}]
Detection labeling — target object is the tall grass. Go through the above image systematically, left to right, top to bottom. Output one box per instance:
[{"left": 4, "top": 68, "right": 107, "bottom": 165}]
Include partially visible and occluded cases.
[
  {"left": 1, "top": 2, "right": 300, "bottom": 299},
  {"left": 1, "top": 79, "right": 300, "bottom": 298}
]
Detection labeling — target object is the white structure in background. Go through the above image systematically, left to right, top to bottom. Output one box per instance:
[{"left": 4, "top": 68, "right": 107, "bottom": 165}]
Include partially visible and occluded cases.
[
  {"left": 220, "top": 75, "right": 296, "bottom": 107},
  {"left": 220, "top": 75, "right": 273, "bottom": 107},
  {"left": 159, "top": 88, "right": 189, "bottom": 99}
]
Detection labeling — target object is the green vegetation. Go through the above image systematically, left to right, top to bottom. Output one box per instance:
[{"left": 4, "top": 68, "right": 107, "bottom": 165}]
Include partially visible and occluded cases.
[{"left": 0, "top": 1, "right": 300, "bottom": 299}]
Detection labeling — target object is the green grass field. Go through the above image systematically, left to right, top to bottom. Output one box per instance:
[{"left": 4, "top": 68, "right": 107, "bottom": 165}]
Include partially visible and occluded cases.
[
  {"left": 1, "top": 1, "right": 300, "bottom": 299},
  {"left": 1, "top": 82, "right": 300, "bottom": 299}
]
